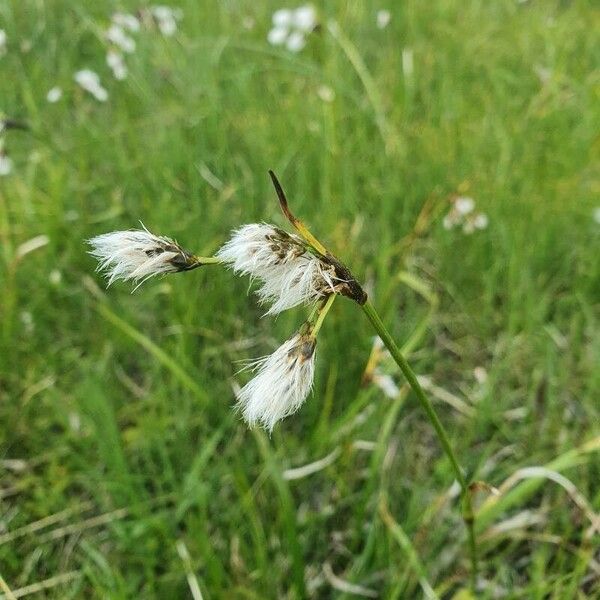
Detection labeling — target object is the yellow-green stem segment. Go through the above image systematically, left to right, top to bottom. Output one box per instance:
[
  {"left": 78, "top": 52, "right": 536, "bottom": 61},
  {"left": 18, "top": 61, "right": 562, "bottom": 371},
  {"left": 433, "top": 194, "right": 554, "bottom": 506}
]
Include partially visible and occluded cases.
[
  {"left": 191, "top": 255, "right": 221, "bottom": 265},
  {"left": 312, "top": 295, "right": 336, "bottom": 337},
  {"left": 361, "top": 300, "right": 478, "bottom": 588}
]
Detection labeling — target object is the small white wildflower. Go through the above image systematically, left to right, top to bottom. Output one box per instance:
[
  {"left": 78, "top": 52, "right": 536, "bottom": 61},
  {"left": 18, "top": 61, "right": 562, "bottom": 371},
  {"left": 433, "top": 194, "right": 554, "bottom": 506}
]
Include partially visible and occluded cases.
[
  {"left": 151, "top": 5, "right": 182, "bottom": 36},
  {"left": 267, "top": 5, "right": 316, "bottom": 52},
  {"left": 293, "top": 5, "right": 317, "bottom": 33},
  {"left": 272, "top": 8, "right": 294, "bottom": 28},
  {"left": 376, "top": 10, "right": 391, "bottom": 30},
  {"left": 112, "top": 12, "right": 141, "bottom": 32},
  {"left": 242, "top": 16, "right": 255, "bottom": 30},
  {"left": 106, "top": 24, "right": 136, "bottom": 53},
  {"left": 267, "top": 26, "right": 288, "bottom": 46},
  {"left": 0, "top": 29, "right": 6, "bottom": 56},
  {"left": 286, "top": 30, "right": 306, "bottom": 52},
  {"left": 402, "top": 48, "right": 414, "bottom": 78},
  {"left": 106, "top": 50, "right": 128, "bottom": 80},
  {"left": 535, "top": 65, "right": 552, "bottom": 85},
  {"left": 74, "top": 69, "right": 108, "bottom": 102},
  {"left": 317, "top": 85, "right": 335, "bottom": 103},
  {"left": 46, "top": 86, "right": 63, "bottom": 103},
  {"left": 0, "top": 153, "right": 13, "bottom": 176},
  {"left": 443, "top": 196, "right": 489, "bottom": 234},
  {"left": 455, "top": 196, "right": 475, "bottom": 215},
  {"left": 593, "top": 207, "right": 600, "bottom": 225},
  {"left": 442, "top": 212, "right": 459, "bottom": 230},
  {"left": 473, "top": 213, "right": 489, "bottom": 230},
  {"left": 217, "top": 224, "right": 339, "bottom": 315},
  {"left": 88, "top": 227, "right": 197, "bottom": 287},
  {"left": 49, "top": 269, "right": 62, "bottom": 285},
  {"left": 20, "top": 311, "right": 34, "bottom": 334},
  {"left": 237, "top": 332, "right": 316, "bottom": 431},
  {"left": 372, "top": 336, "right": 385, "bottom": 352},
  {"left": 473, "top": 366, "right": 488, "bottom": 385},
  {"left": 373, "top": 369, "right": 400, "bottom": 399},
  {"left": 69, "top": 412, "right": 82, "bottom": 433}
]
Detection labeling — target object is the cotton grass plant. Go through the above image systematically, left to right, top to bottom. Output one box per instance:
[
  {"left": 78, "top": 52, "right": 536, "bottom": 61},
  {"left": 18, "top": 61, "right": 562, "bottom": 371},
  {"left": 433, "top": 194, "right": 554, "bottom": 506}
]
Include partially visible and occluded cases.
[{"left": 88, "top": 171, "right": 480, "bottom": 586}]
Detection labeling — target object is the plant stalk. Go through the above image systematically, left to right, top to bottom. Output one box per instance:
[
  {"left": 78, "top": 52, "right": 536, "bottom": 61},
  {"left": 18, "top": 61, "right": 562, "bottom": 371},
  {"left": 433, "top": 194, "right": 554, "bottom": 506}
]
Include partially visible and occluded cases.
[{"left": 361, "top": 300, "right": 478, "bottom": 589}]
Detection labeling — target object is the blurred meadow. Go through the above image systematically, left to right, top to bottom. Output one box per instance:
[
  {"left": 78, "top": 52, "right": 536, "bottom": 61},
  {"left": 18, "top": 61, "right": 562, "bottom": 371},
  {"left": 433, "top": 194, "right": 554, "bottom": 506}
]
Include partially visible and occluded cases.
[{"left": 1, "top": 0, "right": 599, "bottom": 598}]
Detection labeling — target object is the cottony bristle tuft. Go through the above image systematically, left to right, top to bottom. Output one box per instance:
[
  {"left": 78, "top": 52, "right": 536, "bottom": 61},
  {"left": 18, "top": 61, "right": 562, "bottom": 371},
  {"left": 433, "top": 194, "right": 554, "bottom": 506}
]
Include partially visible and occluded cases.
[
  {"left": 217, "top": 223, "right": 339, "bottom": 314},
  {"left": 87, "top": 227, "right": 196, "bottom": 287},
  {"left": 236, "top": 332, "right": 316, "bottom": 431}
]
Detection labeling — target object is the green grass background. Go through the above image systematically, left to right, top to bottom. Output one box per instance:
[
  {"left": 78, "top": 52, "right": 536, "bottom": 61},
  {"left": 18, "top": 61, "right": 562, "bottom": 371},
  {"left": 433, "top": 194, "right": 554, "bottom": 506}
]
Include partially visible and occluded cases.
[{"left": 1, "top": 0, "right": 599, "bottom": 598}]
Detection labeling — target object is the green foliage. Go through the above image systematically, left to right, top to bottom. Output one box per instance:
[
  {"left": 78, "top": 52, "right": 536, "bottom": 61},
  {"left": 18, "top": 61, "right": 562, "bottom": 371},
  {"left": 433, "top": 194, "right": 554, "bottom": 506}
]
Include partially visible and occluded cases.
[{"left": 0, "top": 0, "right": 598, "bottom": 598}]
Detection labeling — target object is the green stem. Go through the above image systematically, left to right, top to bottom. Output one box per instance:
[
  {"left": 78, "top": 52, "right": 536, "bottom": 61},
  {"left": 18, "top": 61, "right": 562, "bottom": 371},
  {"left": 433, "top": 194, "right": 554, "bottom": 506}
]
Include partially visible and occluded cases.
[
  {"left": 191, "top": 255, "right": 222, "bottom": 265},
  {"left": 312, "top": 294, "right": 336, "bottom": 337},
  {"left": 361, "top": 300, "right": 478, "bottom": 589}
]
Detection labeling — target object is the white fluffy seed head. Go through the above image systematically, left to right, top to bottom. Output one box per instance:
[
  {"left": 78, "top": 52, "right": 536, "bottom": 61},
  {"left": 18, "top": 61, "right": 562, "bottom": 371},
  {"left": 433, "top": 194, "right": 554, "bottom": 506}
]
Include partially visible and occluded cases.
[
  {"left": 74, "top": 69, "right": 108, "bottom": 102},
  {"left": 216, "top": 223, "right": 338, "bottom": 315},
  {"left": 87, "top": 228, "right": 194, "bottom": 287},
  {"left": 237, "top": 333, "right": 316, "bottom": 431}
]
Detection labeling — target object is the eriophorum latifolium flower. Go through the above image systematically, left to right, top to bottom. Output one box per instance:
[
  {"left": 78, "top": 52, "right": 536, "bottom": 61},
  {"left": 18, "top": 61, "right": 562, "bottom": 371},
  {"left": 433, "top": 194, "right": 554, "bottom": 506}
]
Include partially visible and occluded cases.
[
  {"left": 86, "top": 172, "right": 479, "bottom": 587},
  {"left": 87, "top": 172, "right": 368, "bottom": 430},
  {"left": 216, "top": 223, "right": 342, "bottom": 315},
  {"left": 87, "top": 226, "right": 206, "bottom": 287},
  {"left": 236, "top": 328, "right": 317, "bottom": 431}
]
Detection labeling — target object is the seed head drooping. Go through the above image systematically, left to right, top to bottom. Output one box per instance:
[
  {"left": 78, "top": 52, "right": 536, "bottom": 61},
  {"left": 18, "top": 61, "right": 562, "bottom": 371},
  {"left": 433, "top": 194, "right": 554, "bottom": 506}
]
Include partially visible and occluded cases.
[
  {"left": 216, "top": 223, "right": 339, "bottom": 315},
  {"left": 88, "top": 227, "right": 201, "bottom": 287},
  {"left": 236, "top": 331, "right": 316, "bottom": 431}
]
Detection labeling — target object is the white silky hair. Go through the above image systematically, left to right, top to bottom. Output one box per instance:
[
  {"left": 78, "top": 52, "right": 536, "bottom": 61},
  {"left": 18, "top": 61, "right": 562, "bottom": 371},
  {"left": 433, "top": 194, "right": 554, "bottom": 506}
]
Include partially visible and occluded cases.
[
  {"left": 216, "top": 223, "right": 337, "bottom": 315},
  {"left": 88, "top": 228, "right": 184, "bottom": 287},
  {"left": 237, "top": 333, "right": 316, "bottom": 431}
]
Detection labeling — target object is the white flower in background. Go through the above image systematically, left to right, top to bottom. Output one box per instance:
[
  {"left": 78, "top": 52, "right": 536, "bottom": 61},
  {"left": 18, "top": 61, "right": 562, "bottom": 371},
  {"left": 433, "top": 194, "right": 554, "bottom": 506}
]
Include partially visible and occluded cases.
[
  {"left": 151, "top": 5, "right": 183, "bottom": 36},
  {"left": 267, "top": 5, "right": 317, "bottom": 53},
  {"left": 293, "top": 5, "right": 317, "bottom": 32},
  {"left": 272, "top": 8, "right": 294, "bottom": 28},
  {"left": 376, "top": 10, "right": 391, "bottom": 29},
  {"left": 112, "top": 12, "right": 140, "bottom": 32},
  {"left": 105, "top": 13, "right": 141, "bottom": 82},
  {"left": 106, "top": 24, "right": 136, "bottom": 53},
  {"left": 267, "top": 26, "right": 288, "bottom": 45},
  {"left": 0, "top": 29, "right": 6, "bottom": 57},
  {"left": 285, "top": 30, "right": 306, "bottom": 52},
  {"left": 401, "top": 48, "right": 414, "bottom": 78},
  {"left": 107, "top": 49, "right": 128, "bottom": 80},
  {"left": 535, "top": 64, "right": 552, "bottom": 85},
  {"left": 74, "top": 69, "right": 108, "bottom": 102},
  {"left": 317, "top": 84, "right": 335, "bottom": 103},
  {"left": 46, "top": 86, "right": 62, "bottom": 103},
  {"left": 0, "top": 137, "right": 12, "bottom": 176},
  {"left": 0, "top": 152, "right": 13, "bottom": 176},
  {"left": 443, "top": 196, "right": 488, "bottom": 234},
  {"left": 455, "top": 196, "right": 475, "bottom": 215},
  {"left": 593, "top": 207, "right": 600, "bottom": 225},
  {"left": 442, "top": 211, "right": 459, "bottom": 230},
  {"left": 472, "top": 213, "right": 488, "bottom": 229},
  {"left": 462, "top": 220, "right": 475, "bottom": 235},
  {"left": 217, "top": 224, "right": 338, "bottom": 315},
  {"left": 88, "top": 227, "right": 198, "bottom": 286},
  {"left": 49, "top": 269, "right": 62, "bottom": 285},
  {"left": 20, "top": 311, "right": 34, "bottom": 335},
  {"left": 236, "top": 332, "right": 316, "bottom": 431},
  {"left": 365, "top": 336, "right": 400, "bottom": 399},
  {"left": 473, "top": 366, "right": 488, "bottom": 385},
  {"left": 373, "top": 369, "right": 400, "bottom": 399}
]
